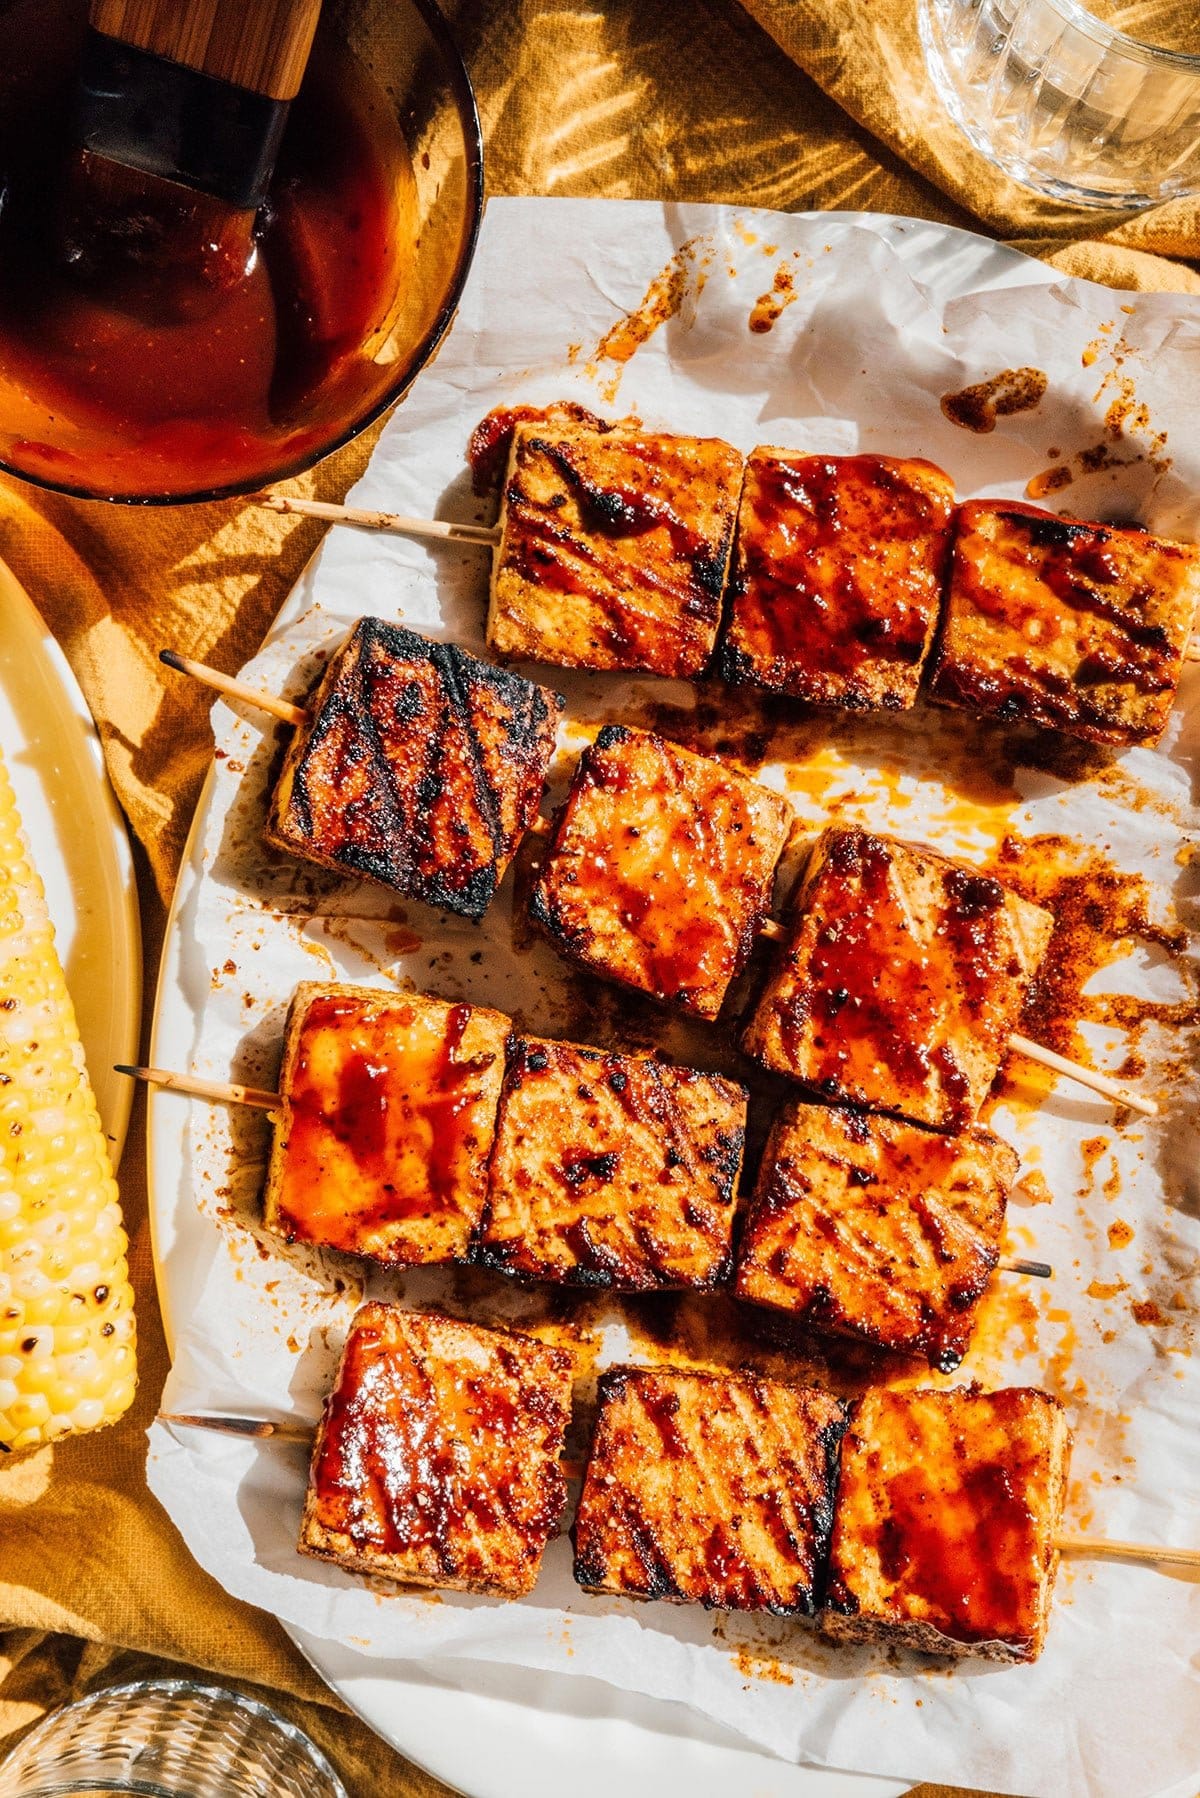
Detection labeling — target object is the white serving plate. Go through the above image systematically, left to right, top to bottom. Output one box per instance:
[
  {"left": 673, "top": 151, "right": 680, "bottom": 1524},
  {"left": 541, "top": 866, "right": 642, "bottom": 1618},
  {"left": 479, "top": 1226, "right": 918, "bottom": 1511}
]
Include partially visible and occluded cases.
[
  {"left": 141, "top": 210, "right": 1107, "bottom": 1798},
  {"left": 0, "top": 556, "right": 140, "bottom": 1161}
]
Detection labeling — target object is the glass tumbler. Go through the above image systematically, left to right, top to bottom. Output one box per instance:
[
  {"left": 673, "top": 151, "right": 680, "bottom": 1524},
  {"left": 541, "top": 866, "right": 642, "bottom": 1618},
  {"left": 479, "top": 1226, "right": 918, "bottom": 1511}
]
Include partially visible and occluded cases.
[
  {"left": 918, "top": 0, "right": 1200, "bottom": 208},
  {"left": 0, "top": 1679, "right": 349, "bottom": 1798}
]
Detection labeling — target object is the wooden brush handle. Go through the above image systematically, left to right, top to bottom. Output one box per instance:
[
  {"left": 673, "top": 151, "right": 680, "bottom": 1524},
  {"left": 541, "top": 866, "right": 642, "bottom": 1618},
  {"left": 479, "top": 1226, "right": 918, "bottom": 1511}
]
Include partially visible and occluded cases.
[{"left": 88, "top": 0, "right": 323, "bottom": 100}]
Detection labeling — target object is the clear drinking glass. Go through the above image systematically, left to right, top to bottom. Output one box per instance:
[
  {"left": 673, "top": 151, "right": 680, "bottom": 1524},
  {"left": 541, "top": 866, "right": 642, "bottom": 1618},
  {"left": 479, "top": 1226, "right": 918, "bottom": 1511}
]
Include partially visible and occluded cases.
[
  {"left": 918, "top": 0, "right": 1200, "bottom": 208},
  {"left": 0, "top": 1679, "right": 349, "bottom": 1798}
]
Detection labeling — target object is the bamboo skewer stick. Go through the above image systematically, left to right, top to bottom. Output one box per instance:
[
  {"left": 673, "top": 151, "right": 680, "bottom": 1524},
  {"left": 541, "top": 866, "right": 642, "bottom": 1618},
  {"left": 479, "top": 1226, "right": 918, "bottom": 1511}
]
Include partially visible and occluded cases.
[
  {"left": 253, "top": 492, "right": 501, "bottom": 547},
  {"left": 160, "top": 649, "right": 306, "bottom": 727},
  {"left": 158, "top": 658, "right": 1159, "bottom": 1121},
  {"left": 1007, "top": 1032, "right": 1157, "bottom": 1118},
  {"left": 116, "top": 1064, "right": 280, "bottom": 1111},
  {"left": 999, "top": 1257, "right": 1051, "bottom": 1278},
  {"left": 155, "top": 1415, "right": 1199, "bottom": 1568},
  {"left": 1055, "top": 1534, "right": 1200, "bottom": 1569}
]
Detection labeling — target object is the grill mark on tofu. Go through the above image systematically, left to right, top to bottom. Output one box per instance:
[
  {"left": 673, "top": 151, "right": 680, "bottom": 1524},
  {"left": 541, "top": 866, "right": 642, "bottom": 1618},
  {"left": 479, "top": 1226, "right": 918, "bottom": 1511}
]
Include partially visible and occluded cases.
[
  {"left": 488, "top": 428, "right": 744, "bottom": 678},
  {"left": 722, "top": 452, "right": 955, "bottom": 710},
  {"left": 927, "top": 501, "right": 1200, "bottom": 746},
  {"left": 265, "top": 619, "right": 561, "bottom": 919},
  {"left": 529, "top": 725, "right": 792, "bottom": 1020},
  {"left": 743, "top": 826, "right": 1053, "bottom": 1130},
  {"left": 264, "top": 983, "right": 510, "bottom": 1267},
  {"left": 477, "top": 1036, "right": 745, "bottom": 1291},
  {"left": 735, "top": 1102, "right": 1016, "bottom": 1370},
  {"left": 300, "top": 1304, "right": 574, "bottom": 1599},
  {"left": 573, "top": 1365, "right": 847, "bottom": 1615},
  {"left": 823, "top": 1385, "right": 1070, "bottom": 1662}
]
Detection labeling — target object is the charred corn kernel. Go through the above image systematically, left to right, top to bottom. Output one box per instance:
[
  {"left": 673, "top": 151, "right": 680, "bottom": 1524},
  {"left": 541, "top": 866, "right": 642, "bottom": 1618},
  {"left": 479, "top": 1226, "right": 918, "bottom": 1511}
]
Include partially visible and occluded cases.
[{"left": 0, "top": 746, "right": 136, "bottom": 1454}]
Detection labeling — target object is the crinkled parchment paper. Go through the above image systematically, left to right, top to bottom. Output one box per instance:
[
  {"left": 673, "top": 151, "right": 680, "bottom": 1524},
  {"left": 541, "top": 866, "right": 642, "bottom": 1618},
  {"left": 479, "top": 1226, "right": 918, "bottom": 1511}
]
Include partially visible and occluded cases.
[{"left": 147, "top": 200, "right": 1200, "bottom": 1798}]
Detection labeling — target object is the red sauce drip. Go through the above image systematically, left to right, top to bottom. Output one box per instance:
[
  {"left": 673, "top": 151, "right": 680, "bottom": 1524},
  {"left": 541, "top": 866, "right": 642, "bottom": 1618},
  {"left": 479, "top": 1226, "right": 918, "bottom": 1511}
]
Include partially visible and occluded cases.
[
  {"left": 0, "top": 9, "right": 413, "bottom": 497},
  {"left": 467, "top": 401, "right": 611, "bottom": 493},
  {"left": 637, "top": 1381, "right": 688, "bottom": 1459},
  {"left": 868, "top": 1460, "right": 1040, "bottom": 1645}
]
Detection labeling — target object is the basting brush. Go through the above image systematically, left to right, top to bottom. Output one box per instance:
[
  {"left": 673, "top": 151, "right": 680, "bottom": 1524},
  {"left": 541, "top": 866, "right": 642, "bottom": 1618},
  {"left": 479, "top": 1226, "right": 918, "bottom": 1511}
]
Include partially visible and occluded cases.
[{"left": 59, "top": 0, "right": 323, "bottom": 317}]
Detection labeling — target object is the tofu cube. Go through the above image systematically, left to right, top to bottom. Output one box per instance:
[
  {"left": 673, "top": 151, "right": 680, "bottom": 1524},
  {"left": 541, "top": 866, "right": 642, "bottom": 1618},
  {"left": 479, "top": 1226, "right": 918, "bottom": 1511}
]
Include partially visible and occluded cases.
[
  {"left": 487, "top": 427, "right": 744, "bottom": 678},
  {"left": 723, "top": 451, "right": 955, "bottom": 710},
  {"left": 927, "top": 501, "right": 1200, "bottom": 746},
  {"left": 265, "top": 618, "right": 562, "bottom": 919},
  {"left": 530, "top": 725, "right": 793, "bottom": 1020},
  {"left": 742, "top": 826, "right": 1053, "bottom": 1130},
  {"left": 264, "top": 983, "right": 510, "bottom": 1267},
  {"left": 477, "top": 1036, "right": 747, "bottom": 1291},
  {"left": 735, "top": 1101, "right": 1018, "bottom": 1370},
  {"left": 300, "top": 1303, "right": 574, "bottom": 1598},
  {"left": 573, "top": 1365, "right": 847, "bottom": 1614},
  {"left": 823, "top": 1385, "right": 1071, "bottom": 1662}
]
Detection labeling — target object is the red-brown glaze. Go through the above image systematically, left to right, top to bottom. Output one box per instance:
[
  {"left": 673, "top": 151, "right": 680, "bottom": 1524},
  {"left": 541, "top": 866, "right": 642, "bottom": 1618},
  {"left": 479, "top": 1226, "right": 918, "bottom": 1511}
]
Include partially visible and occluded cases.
[
  {"left": 488, "top": 429, "right": 744, "bottom": 679},
  {"left": 723, "top": 453, "right": 954, "bottom": 709},
  {"left": 928, "top": 501, "right": 1200, "bottom": 746},
  {"left": 529, "top": 725, "right": 792, "bottom": 1020},
  {"left": 743, "top": 827, "right": 1053, "bottom": 1130},
  {"left": 268, "top": 986, "right": 509, "bottom": 1266},
  {"left": 479, "top": 1036, "right": 745, "bottom": 1291},
  {"left": 735, "top": 1102, "right": 1015, "bottom": 1371},
  {"left": 304, "top": 1304, "right": 573, "bottom": 1597},
  {"left": 573, "top": 1364, "right": 847, "bottom": 1614},
  {"left": 824, "top": 1386, "right": 1069, "bottom": 1659}
]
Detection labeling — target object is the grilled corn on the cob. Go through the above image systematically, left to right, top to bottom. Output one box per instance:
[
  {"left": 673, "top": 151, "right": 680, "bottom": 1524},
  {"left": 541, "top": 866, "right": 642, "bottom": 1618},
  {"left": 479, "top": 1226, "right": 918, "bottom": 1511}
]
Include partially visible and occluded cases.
[{"left": 0, "top": 746, "right": 136, "bottom": 1453}]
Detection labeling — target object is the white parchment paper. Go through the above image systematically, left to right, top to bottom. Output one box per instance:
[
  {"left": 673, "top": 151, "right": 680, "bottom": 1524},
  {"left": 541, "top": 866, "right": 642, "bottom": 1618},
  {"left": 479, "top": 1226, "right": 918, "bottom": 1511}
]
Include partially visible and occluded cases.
[{"left": 147, "top": 200, "right": 1200, "bottom": 1798}]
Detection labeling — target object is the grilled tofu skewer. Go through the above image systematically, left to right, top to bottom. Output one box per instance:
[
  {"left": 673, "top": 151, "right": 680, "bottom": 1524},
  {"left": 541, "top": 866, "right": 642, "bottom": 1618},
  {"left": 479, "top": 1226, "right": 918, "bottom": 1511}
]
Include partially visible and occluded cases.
[
  {"left": 117, "top": 1055, "right": 1049, "bottom": 1287},
  {"left": 159, "top": 1366, "right": 1200, "bottom": 1611}
]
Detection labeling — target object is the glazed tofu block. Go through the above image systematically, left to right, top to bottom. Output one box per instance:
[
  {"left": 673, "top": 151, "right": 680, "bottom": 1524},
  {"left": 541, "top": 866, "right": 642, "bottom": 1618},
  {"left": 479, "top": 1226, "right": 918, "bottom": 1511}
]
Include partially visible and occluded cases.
[
  {"left": 487, "top": 426, "right": 744, "bottom": 678},
  {"left": 723, "top": 451, "right": 955, "bottom": 710},
  {"left": 927, "top": 501, "right": 1200, "bottom": 746},
  {"left": 265, "top": 618, "right": 562, "bottom": 919},
  {"left": 530, "top": 725, "right": 793, "bottom": 1019},
  {"left": 743, "top": 826, "right": 1053, "bottom": 1129},
  {"left": 264, "top": 983, "right": 510, "bottom": 1266},
  {"left": 477, "top": 1036, "right": 747, "bottom": 1291},
  {"left": 735, "top": 1101, "right": 1018, "bottom": 1370},
  {"left": 300, "top": 1303, "right": 574, "bottom": 1598},
  {"left": 574, "top": 1365, "right": 848, "bottom": 1614},
  {"left": 823, "top": 1385, "right": 1071, "bottom": 1662}
]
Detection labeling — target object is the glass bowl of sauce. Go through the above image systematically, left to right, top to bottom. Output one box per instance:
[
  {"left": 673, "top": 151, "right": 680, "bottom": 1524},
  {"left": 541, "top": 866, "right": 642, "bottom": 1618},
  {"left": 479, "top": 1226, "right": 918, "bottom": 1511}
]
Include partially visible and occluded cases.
[{"left": 0, "top": 0, "right": 483, "bottom": 503}]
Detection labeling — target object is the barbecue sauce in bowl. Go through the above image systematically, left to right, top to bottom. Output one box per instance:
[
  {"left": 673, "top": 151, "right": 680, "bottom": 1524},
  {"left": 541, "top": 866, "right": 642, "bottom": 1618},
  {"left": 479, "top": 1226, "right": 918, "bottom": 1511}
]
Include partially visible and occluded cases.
[{"left": 0, "top": 1, "right": 418, "bottom": 499}]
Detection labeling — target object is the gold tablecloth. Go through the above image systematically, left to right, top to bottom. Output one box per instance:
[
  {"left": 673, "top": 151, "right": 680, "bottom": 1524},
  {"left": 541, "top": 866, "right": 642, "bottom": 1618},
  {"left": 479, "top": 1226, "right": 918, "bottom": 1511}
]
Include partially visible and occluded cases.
[{"left": 1, "top": 3, "right": 1195, "bottom": 1791}]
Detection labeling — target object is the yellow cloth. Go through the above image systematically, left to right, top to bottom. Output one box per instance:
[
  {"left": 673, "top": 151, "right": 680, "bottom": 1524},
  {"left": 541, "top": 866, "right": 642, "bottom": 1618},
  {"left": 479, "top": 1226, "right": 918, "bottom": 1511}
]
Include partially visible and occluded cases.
[{"left": 0, "top": 1, "right": 1195, "bottom": 1791}]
